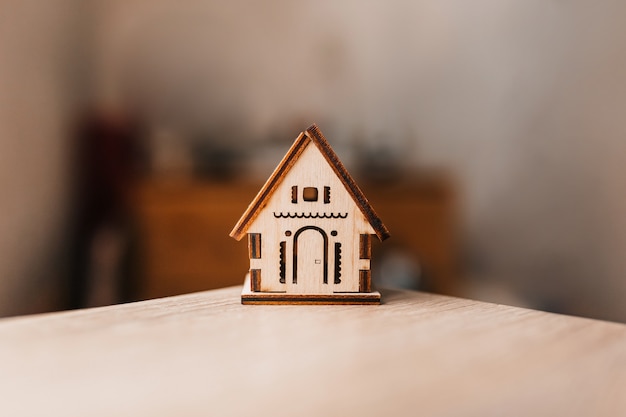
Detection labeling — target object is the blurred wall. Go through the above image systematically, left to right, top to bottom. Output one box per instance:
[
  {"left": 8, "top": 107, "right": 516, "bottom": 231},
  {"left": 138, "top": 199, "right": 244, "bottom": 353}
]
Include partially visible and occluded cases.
[
  {"left": 92, "top": 0, "right": 626, "bottom": 320},
  {"left": 0, "top": 1, "right": 88, "bottom": 316}
]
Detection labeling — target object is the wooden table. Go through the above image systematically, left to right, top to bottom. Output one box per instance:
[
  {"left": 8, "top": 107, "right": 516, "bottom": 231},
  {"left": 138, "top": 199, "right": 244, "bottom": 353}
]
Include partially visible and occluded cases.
[{"left": 1, "top": 286, "right": 624, "bottom": 416}]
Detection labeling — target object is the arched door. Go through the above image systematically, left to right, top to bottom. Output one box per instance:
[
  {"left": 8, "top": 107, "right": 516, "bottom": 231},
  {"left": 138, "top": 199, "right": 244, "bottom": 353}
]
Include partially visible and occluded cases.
[{"left": 293, "top": 226, "right": 329, "bottom": 293}]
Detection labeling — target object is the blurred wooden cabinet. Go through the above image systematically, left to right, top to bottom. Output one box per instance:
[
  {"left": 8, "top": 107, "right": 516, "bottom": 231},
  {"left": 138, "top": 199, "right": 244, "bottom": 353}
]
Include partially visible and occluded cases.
[
  {"left": 132, "top": 176, "right": 458, "bottom": 300},
  {"left": 361, "top": 177, "right": 458, "bottom": 294}
]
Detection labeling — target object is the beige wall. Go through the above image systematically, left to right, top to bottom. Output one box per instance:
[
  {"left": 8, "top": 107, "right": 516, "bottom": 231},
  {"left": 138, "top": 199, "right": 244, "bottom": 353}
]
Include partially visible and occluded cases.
[{"left": 0, "top": 0, "right": 87, "bottom": 316}]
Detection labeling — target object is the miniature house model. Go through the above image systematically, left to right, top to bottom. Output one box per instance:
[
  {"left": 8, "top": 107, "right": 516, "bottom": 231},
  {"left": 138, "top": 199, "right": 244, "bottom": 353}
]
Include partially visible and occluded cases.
[{"left": 230, "top": 124, "right": 390, "bottom": 304}]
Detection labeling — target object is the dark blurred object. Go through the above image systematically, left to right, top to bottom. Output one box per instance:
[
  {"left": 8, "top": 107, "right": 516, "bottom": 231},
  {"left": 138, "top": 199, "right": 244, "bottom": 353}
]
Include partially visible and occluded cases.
[
  {"left": 68, "top": 109, "right": 144, "bottom": 309},
  {"left": 352, "top": 132, "right": 414, "bottom": 183},
  {"left": 191, "top": 140, "right": 244, "bottom": 181},
  {"left": 355, "top": 145, "right": 406, "bottom": 183},
  {"left": 130, "top": 174, "right": 457, "bottom": 299}
]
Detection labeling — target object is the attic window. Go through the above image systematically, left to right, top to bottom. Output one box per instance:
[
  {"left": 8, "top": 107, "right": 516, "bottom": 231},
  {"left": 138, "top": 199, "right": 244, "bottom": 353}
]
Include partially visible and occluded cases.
[{"left": 303, "top": 187, "right": 318, "bottom": 201}]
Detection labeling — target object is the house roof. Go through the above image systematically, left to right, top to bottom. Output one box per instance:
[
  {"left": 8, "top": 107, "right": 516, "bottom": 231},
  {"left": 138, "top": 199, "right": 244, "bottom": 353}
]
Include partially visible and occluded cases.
[{"left": 230, "top": 124, "right": 390, "bottom": 242}]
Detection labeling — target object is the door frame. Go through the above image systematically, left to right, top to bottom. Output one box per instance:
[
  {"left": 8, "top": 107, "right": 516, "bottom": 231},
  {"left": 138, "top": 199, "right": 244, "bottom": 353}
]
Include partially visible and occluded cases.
[{"left": 292, "top": 226, "right": 328, "bottom": 285}]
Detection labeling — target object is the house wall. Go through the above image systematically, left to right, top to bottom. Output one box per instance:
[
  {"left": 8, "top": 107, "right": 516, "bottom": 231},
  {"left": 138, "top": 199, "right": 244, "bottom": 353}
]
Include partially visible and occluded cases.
[{"left": 247, "top": 142, "right": 375, "bottom": 293}]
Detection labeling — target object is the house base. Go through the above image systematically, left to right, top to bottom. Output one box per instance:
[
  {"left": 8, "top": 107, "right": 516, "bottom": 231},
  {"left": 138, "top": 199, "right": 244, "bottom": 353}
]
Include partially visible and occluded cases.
[{"left": 241, "top": 274, "right": 381, "bottom": 305}]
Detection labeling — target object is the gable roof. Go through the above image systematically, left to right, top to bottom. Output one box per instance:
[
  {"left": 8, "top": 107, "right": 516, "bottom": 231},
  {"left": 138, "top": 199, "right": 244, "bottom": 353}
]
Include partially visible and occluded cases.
[{"left": 230, "top": 124, "right": 390, "bottom": 242}]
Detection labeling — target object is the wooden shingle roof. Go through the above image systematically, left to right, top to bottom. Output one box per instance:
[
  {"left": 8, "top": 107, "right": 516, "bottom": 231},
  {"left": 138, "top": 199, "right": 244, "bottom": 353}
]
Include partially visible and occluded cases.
[{"left": 230, "top": 124, "right": 390, "bottom": 241}]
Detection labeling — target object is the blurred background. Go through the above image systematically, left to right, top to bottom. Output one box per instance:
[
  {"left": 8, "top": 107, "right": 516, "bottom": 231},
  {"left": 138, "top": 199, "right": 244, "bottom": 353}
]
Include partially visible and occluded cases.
[{"left": 1, "top": 0, "right": 625, "bottom": 321}]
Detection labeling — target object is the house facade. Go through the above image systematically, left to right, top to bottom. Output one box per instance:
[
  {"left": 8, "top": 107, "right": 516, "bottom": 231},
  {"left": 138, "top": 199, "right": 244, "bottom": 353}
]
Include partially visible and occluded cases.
[{"left": 231, "top": 124, "right": 389, "bottom": 301}]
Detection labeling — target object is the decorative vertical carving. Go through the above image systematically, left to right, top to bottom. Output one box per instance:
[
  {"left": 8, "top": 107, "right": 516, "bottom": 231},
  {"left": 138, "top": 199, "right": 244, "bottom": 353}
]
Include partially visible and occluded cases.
[
  {"left": 291, "top": 186, "right": 298, "bottom": 203},
  {"left": 324, "top": 186, "right": 331, "bottom": 204},
  {"left": 248, "top": 233, "right": 261, "bottom": 259},
  {"left": 359, "top": 234, "right": 371, "bottom": 259},
  {"left": 279, "top": 241, "right": 286, "bottom": 284},
  {"left": 334, "top": 242, "right": 342, "bottom": 284},
  {"left": 250, "top": 269, "right": 261, "bottom": 292},
  {"left": 359, "top": 269, "right": 371, "bottom": 293}
]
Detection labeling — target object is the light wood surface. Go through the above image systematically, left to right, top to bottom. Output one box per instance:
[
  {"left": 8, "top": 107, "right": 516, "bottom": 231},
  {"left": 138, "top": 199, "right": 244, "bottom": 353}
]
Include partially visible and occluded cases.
[{"left": 1, "top": 286, "right": 624, "bottom": 417}]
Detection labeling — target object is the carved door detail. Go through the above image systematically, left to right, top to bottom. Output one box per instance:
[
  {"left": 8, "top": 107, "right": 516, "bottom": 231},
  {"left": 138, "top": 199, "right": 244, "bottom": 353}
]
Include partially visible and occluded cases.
[{"left": 293, "top": 226, "right": 329, "bottom": 293}]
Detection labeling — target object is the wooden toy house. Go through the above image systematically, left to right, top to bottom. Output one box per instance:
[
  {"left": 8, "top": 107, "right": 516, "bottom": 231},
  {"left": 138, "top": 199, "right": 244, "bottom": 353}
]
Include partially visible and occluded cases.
[{"left": 230, "top": 124, "right": 390, "bottom": 304}]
